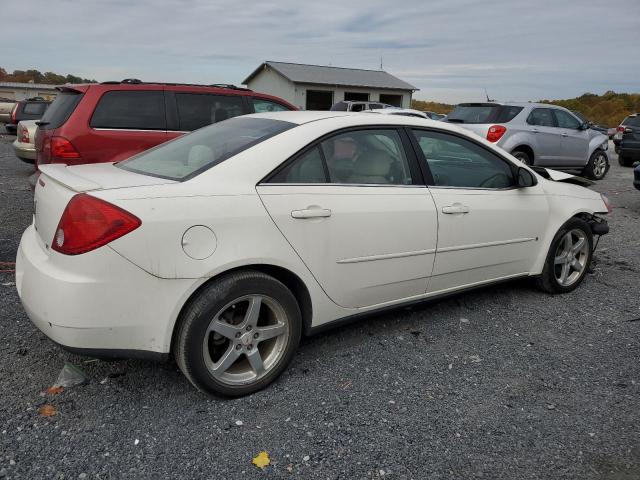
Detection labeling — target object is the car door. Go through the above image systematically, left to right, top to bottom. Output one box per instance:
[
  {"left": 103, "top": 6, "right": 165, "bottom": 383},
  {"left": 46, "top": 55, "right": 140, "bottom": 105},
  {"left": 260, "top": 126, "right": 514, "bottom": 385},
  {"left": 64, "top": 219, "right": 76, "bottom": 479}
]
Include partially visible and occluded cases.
[
  {"left": 525, "top": 108, "right": 561, "bottom": 165},
  {"left": 552, "top": 109, "right": 589, "bottom": 166},
  {"left": 257, "top": 127, "right": 439, "bottom": 309},
  {"left": 409, "top": 128, "right": 549, "bottom": 294}
]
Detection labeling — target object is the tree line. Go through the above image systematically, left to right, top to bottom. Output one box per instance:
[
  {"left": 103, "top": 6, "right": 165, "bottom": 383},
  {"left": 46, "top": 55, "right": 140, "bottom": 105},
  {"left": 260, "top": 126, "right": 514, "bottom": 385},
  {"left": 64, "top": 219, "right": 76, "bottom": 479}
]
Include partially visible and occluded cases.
[
  {"left": 0, "top": 67, "right": 96, "bottom": 85},
  {"left": 412, "top": 91, "right": 640, "bottom": 127}
]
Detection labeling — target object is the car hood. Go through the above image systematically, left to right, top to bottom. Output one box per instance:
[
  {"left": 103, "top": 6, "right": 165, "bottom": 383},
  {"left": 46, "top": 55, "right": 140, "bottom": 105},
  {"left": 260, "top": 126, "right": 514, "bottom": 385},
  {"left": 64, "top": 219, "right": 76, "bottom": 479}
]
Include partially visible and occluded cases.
[{"left": 530, "top": 166, "right": 594, "bottom": 187}]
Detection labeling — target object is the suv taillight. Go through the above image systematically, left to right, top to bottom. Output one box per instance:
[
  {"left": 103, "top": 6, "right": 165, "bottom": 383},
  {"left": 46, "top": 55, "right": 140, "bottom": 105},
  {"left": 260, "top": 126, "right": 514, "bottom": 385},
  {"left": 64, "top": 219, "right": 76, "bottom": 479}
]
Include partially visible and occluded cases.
[
  {"left": 10, "top": 104, "right": 18, "bottom": 124},
  {"left": 20, "top": 125, "right": 29, "bottom": 143},
  {"left": 487, "top": 125, "right": 507, "bottom": 143},
  {"left": 617, "top": 126, "right": 625, "bottom": 132},
  {"left": 50, "top": 136, "right": 81, "bottom": 160},
  {"left": 52, "top": 194, "right": 141, "bottom": 255}
]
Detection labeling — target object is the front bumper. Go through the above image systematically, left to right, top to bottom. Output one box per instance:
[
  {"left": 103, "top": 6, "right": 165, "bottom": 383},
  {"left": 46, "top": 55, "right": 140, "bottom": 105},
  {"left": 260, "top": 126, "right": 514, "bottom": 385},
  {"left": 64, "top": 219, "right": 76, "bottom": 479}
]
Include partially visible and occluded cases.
[
  {"left": 12, "top": 139, "right": 36, "bottom": 160},
  {"left": 16, "top": 225, "right": 195, "bottom": 357}
]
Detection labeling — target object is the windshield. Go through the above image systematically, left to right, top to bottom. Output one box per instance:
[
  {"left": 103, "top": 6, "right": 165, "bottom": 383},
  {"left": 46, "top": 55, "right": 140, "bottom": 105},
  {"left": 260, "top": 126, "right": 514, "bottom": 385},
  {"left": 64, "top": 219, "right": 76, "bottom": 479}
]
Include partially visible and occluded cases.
[
  {"left": 38, "top": 91, "right": 83, "bottom": 129},
  {"left": 447, "top": 104, "right": 523, "bottom": 124},
  {"left": 117, "top": 117, "right": 295, "bottom": 181}
]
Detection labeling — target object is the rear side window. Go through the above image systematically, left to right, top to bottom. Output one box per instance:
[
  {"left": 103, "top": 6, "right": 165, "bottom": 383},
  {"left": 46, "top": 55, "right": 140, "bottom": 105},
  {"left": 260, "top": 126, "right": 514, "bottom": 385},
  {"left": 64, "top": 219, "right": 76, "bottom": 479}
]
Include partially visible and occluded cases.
[
  {"left": 39, "top": 91, "right": 83, "bottom": 130},
  {"left": 90, "top": 91, "right": 166, "bottom": 130},
  {"left": 176, "top": 93, "right": 246, "bottom": 131},
  {"left": 252, "top": 98, "right": 290, "bottom": 113},
  {"left": 22, "top": 102, "right": 48, "bottom": 116},
  {"left": 527, "top": 108, "right": 556, "bottom": 127},
  {"left": 118, "top": 117, "right": 295, "bottom": 181}
]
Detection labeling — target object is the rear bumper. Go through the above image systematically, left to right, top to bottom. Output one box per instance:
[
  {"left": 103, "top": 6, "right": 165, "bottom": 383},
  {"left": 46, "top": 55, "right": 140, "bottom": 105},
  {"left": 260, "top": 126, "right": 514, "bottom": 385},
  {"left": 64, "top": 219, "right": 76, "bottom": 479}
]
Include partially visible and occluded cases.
[
  {"left": 12, "top": 139, "right": 36, "bottom": 160},
  {"left": 619, "top": 146, "right": 640, "bottom": 161},
  {"left": 16, "top": 225, "right": 195, "bottom": 357}
]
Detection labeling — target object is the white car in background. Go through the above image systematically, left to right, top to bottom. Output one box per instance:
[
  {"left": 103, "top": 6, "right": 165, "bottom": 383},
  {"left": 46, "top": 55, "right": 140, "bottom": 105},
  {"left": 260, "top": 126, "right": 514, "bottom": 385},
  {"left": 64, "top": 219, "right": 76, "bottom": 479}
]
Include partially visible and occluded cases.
[
  {"left": 367, "top": 107, "right": 435, "bottom": 119},
  {"left": 16, "top": 112, "right": 610, "bottom": 397},
  {"left": 12, "top": 120, "right": 38, "bottom": 163}
]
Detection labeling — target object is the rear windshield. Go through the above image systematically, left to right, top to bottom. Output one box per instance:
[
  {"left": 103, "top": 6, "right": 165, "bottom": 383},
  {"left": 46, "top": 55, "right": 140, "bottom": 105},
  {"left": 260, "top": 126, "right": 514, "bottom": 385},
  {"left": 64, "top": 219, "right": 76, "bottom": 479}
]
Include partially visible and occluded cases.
[
  {"left": 39, "top": 91, "right": 83, "bottom": 130},
  {"left": 22, "top": 102, "right": 48, "bottom": 116},
  {"left": 447, "top": 104, "right": 523, "bottom": 124},
  {"left": 622, "top": 116, "right": 640, "bottom": 127},
  {"left": 117, "top": 117, "right": 295, "bottom": 181}
]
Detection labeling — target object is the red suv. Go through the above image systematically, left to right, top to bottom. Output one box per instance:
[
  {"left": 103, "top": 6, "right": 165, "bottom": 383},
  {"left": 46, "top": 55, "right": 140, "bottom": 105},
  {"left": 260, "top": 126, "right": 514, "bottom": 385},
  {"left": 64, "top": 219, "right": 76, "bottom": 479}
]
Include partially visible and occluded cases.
[{"left": 35, "top": 79, "right": 296, "bottom": 166}]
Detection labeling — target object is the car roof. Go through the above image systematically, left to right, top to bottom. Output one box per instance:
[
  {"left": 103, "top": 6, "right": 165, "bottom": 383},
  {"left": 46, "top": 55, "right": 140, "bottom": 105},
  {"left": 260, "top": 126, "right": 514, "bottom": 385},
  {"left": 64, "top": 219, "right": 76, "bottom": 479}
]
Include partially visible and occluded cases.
[
  {"left": 457, "top": 101, "right": 566, "bottom": 109},
  {"left": 369, "top": 108, "right": 427, "bottom": 116}
]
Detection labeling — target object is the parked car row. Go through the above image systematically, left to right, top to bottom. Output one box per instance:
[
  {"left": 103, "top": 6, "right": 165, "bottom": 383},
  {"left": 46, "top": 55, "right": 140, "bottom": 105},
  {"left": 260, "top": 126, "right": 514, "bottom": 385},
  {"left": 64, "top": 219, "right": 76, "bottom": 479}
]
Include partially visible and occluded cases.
[
  {"left": 0, "top": 96, "right": 16, "bottom": 124},
  {"left": 5, "top": 97, "right": 51, "bottom": 135}
]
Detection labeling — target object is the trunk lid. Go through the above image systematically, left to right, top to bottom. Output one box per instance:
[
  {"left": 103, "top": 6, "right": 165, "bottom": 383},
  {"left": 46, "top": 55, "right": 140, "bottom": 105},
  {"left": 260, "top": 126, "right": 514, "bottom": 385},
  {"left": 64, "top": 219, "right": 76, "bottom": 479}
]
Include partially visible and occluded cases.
[{"left": 34, "top": 164, "right": 175, "bottom": 250}]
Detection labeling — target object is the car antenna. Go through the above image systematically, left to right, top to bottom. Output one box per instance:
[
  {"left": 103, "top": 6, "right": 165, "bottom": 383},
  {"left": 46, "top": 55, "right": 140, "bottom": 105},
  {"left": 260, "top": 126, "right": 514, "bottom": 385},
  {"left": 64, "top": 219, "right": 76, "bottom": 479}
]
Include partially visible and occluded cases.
[{"left": 484, "top": 88, "right": 494, "bottom": 102}]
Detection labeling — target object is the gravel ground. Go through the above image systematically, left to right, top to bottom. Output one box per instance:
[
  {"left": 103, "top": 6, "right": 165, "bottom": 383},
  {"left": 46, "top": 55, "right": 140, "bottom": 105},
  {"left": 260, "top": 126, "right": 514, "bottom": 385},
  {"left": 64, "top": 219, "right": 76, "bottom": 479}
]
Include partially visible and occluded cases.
[{"left": 0, "top": 132, "right": 638, "bottom": 479}]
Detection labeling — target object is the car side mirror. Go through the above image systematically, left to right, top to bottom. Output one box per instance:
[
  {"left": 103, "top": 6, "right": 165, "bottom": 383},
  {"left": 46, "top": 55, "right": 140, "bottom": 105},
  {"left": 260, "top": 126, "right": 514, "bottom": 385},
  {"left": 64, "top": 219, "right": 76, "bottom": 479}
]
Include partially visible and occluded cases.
[
  {"left": 579, "top": 122, "right": 590, "bottom": 130},
  {"left": 517, "top": 167, "right": 537, "bottom": 188}
]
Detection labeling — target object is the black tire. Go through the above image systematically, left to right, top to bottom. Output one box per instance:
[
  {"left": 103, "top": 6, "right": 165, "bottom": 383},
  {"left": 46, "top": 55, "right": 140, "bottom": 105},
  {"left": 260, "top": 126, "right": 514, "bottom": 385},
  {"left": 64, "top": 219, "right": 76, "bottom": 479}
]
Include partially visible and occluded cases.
[
  {"left": 614, "top": 145, "right": 620, "bottom": 154},
  {"left": 512, "top": 149, "right": 532, "bottom": 165},
  {"left": 582, "top": 149, "right": 609, "bottom": 180},
  {"left": 618, "top": 154, "right": 633, "bottom": 167},
  {"left": 18, "top": 157, "right": 35, "bottom": 165},
  {"left": 535, "top": 218, "right": 593, "bottom": 294},
  {"left": 174, "top": 270, "right": 302, "bottom": 397}
]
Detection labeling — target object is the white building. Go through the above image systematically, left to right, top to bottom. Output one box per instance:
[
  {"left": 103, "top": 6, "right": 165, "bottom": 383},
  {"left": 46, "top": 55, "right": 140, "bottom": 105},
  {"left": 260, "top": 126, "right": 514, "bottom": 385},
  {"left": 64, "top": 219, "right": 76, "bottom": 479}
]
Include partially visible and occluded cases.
[
  {"left": 243, "top": 61, "right": 417, "bottom": 110},
  {"left": 0, "top": 82, "right": 59, "bottom": 101}
]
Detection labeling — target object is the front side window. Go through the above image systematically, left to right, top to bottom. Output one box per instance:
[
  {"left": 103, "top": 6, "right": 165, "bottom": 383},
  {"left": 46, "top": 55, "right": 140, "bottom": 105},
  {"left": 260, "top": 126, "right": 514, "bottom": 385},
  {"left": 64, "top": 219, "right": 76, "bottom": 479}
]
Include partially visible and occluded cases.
[
  {"left": 90, "top": 91, "right": 166, "bottom": 130},
  {"left": 176, "top": 93, "right": 245, "bottom": 131},
  {"left": 252, "top": 98, "right": 290, "bottom": 113},
  {"left": 526, "top": 108, "right": 555, "bottom": 127},
  {"left": 554, "top": 110, "right": 582, "bottom": 129},
  {"left": 118, "top": 117, "right": 295, "bottom": 181},
  {"left": 269, "top": 129, "right": 413, "bottom": 185},
  {"left": 412, "top": 129, "right": 515, "bottom": 189}
]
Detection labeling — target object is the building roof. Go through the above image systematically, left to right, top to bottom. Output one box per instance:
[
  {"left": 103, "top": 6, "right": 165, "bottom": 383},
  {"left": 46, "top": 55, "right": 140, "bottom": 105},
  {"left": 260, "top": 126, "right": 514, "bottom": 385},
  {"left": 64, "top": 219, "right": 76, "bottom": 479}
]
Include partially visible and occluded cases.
[
  {"left": 243, "top": 61, "right": 418, "bottom": 91},
  {"left": 0, "top": 81, "right": 60, "bottom": 90}
]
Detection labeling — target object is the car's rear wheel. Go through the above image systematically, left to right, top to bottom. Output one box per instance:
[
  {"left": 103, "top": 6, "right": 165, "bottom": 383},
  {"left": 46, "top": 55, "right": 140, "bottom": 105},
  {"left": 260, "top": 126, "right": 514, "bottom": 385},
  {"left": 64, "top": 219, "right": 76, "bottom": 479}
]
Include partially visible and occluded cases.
[
  {"left": 512, "top": 149, "right": 532, "bottom": 165},
  {"left": 582, "top": 150, "right": 609, "bottom": 180},
  {"left": 618, "top": 154, "right": 633, "bottom": 167},
  {"left": 535, "top": 218, "right": 593, "bottom": 294},
  {"left": 174, "top": 271, "right": 302, "bottom": 397}
]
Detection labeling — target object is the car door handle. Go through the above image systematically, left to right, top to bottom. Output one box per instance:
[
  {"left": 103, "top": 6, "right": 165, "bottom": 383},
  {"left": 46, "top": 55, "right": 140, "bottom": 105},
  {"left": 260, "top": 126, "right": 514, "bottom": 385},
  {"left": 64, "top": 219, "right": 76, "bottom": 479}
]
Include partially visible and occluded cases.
[
  {"left": 531, "top": 129, "right": 539, "bottom": 133},
  {"left": 561, "top": 133, "right": 568, "bottom": 137},
  {"left": 441, "top": 204, "right": 470, "bottom": 214},
  {"left": 291, "top": 207, "right": 332, "bottom": 219}
]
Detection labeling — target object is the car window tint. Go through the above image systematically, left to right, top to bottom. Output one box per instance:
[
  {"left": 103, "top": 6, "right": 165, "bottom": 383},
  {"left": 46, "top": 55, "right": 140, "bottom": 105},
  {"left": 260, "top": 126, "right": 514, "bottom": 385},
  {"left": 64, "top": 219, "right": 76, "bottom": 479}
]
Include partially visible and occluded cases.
[
  {"left": 38, "top": 91, "right": 83, "bottom": 130},
  {"left": 90, "top": 91, "right": 166, "bottom": 130},
  {"left": 176, "top": 93, "right": 245, "bottom": 131},
  {"left": 252, "top": 98, "right": 290, "bottom": 113},
  {"left": 22, "top": 102, "right": 48, "bottom": 115},
  {"left": 369, "top": 104, "right": 384, "bottom": 110},
  {"left": 495, "top": 106, "right": 523, "bottom": 122},
  {"left": 527, "top": 108, "right": 555, "bottom": 127},
  {"left": 554, "top": 110, "right": 582, "bottom": 129},
  {"left": 624, "top": 116, "right": 640, "bottom": 127},
  {"left": 118, "top": 117, "right": 294, "bottom": 181},
  {"left": 412, "top": 129, "right": 515, "bottom": 189},
  {"left": 320, "top": 130, "right": 412, "bottom": 185},
  {"left": 270, "top": 147, "right": 327, "bottom": 183}
]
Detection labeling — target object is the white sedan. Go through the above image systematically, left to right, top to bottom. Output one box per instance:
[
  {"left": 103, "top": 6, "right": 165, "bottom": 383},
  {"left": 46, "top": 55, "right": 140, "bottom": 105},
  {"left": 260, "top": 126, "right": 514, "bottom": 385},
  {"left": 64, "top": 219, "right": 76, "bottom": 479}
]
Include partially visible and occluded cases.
[{"left": 16, "top": 111, "right": 610, "bottom": 396}]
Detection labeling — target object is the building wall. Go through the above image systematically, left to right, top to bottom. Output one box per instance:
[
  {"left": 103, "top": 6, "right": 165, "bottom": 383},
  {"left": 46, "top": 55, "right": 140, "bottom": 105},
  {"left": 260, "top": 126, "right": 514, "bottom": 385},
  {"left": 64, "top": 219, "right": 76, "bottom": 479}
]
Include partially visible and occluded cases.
[
  {"left": 246, "top": 67, "right": 413, "bottom": 110},
  {"left": 0, "top": 87, "right": 58, "bottom": 101}
]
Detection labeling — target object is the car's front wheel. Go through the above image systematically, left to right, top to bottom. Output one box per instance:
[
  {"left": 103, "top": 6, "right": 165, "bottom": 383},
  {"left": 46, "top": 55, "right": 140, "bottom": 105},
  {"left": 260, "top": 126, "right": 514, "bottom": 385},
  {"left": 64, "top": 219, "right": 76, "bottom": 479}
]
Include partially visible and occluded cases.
[
  {"left": 582, "top": 149, "right": 609, "bottom": 180},
  {"left": 535, "top": 218, "right": 593, "bottom": 294},
  {"left": 174, "top": 271, "right": 302, "bottom": 397}
]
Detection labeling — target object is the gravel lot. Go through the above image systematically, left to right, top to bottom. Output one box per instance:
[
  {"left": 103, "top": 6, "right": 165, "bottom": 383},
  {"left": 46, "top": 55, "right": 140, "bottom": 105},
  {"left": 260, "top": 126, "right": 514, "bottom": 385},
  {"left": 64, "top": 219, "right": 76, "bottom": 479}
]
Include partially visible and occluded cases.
[{"left": 0, "top": 128, "right": 638, "bottom": 479}]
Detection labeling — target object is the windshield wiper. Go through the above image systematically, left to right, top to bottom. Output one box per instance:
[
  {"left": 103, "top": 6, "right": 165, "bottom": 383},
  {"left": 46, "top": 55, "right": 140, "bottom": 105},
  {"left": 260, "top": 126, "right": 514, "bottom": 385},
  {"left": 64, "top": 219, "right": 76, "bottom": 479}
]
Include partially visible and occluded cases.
[{"left": 446, "top": 119, "right": 465, "bottom": 123}]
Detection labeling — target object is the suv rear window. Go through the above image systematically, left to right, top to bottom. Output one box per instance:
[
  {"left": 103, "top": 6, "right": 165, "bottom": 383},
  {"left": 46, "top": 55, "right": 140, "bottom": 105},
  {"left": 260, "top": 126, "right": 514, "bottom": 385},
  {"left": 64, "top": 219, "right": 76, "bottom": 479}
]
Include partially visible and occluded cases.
[
  {"left": 90, "top": 90, "right": 166, "bottom": 130},
  {"left": 38, "top": 91, "right": 83, "bottom": 130},
  {"left": 176, "top": 93, "right": 246, "bottom": 131},
  {"left": 22, "top": 102, "right": 48, "bottom": 116},
  {"left": 447, "top": 104, "right": 523, "bottom": 124},
  {"left": 622, "top": 116, "right": 640, "bottom": 127},
  {"left": 117, "top": 117, "right": 295, "bottom": 181}
]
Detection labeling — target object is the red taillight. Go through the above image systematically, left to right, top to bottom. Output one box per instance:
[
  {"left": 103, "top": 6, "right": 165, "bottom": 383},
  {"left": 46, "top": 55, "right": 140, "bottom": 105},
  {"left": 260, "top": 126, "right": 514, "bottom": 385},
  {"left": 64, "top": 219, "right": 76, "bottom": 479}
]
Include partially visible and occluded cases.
[
  {"left": 10, "top": 104, "right": 18, "bottom": 124},
  {"left": 20, "top": 125, "right": 29, "bottom": 143},
  {"left": 486, "top": 125, "right": 507, "bottom": 143},
  {"left": 617, "top": 126, "right": 625, "bottom": 132},
  {"left": 50, "top": 136, "right": 81, "bottom": 160},
  {"left": 52, "top": 194, "right": 141, "bottom": 255}
]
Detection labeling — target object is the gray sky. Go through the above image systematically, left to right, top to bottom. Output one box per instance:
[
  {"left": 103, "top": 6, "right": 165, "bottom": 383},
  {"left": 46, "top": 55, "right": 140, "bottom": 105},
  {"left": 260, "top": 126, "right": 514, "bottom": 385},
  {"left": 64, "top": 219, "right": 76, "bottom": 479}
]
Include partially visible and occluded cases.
[{"left": 2, "top": 0, "right": 638, "bottom": 103}]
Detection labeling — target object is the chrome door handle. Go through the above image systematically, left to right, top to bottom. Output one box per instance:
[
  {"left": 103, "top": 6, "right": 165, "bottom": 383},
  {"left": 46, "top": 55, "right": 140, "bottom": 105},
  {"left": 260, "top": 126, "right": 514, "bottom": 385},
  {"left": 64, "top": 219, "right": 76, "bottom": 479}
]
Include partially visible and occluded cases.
[
  {"left": 531, "top": 129, "right": 539, "bottom": 133},
  {"left": 561, "top": 133, "right": 568, "bottom": 137},
  {"left": 442, "top": 204, "right": 470, "bottom": 214},
  {"left": 291, "top": 208, "right": 332, "bottom": 219}
]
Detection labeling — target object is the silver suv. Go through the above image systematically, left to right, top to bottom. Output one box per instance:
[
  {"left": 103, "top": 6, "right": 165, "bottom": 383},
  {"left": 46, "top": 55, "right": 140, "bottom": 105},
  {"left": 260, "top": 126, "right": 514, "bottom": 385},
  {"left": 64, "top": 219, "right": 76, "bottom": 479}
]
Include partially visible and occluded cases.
[{"left": 446, "top": 102, "right": 610, "bottom": 180}]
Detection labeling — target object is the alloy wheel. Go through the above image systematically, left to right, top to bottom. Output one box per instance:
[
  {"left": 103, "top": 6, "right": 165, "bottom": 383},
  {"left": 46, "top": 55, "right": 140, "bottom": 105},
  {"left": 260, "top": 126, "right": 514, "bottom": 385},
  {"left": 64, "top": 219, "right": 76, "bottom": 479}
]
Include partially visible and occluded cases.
[
  {"left": 593, "top": 153, "right": 608, "bottom": 178},
  {"left": 553, "top": 229, "right": 589, "bottom": 287},
  {"left": 202, "top": 295, "right": 289, "bottom": 385}
]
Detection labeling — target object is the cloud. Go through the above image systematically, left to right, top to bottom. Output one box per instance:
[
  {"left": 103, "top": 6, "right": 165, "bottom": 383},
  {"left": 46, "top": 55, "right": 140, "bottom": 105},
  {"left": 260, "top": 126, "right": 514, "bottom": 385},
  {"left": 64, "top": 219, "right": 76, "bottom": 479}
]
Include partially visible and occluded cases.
[{"left": 0, "top": 0, "right": 638, "bottom": 103}]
